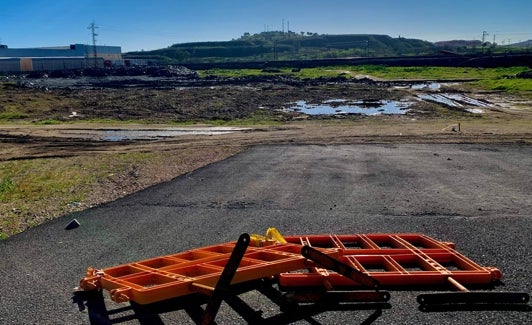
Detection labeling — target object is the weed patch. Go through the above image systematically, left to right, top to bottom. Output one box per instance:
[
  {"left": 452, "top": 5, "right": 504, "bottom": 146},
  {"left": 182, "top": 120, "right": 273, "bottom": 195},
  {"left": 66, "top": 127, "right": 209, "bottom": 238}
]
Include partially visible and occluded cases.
[
  {"left": 475, "top": 78, "right": 532, "bottom": 92},
  {"left": 0, "top": 112, "right": 29, "bottom": 120},
  {"left": 0, "top": 154, "right": 149, "bottom": 237},
  {"left": 0, "top": 178, "right": 15, "bottom": 201}
]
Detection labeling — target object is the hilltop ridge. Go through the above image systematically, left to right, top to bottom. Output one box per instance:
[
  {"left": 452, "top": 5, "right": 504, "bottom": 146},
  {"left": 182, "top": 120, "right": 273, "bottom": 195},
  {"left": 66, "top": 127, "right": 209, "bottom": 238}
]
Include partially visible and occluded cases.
[
  {"left": 125, "top": 32, "right": 435, "bottom": 63},
  {"left": 125, "top": 32, "right": 531, "bottom": 64}
]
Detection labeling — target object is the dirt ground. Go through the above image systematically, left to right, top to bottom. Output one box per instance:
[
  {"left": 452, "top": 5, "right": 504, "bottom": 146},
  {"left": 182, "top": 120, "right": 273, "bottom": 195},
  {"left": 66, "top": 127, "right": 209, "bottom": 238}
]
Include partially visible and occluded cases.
[
  {"left": 1, "top": 75, "right": 531, "bottom": 236},
  {"left": 2, "top": 75, "right": 531, "bottom": 155}
]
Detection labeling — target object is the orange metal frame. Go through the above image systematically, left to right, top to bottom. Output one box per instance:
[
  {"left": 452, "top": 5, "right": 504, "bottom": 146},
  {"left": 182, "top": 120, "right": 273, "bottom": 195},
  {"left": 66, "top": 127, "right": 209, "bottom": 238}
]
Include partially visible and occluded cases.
[
  {"left": 80, "top": 233, "right": 503, "bottom": 305},
  {"left": 279, "top": 233, "right": 502, "bottom": 288},
  {"left": 80, "top": 240, "right": 338, "bottom": 304}
]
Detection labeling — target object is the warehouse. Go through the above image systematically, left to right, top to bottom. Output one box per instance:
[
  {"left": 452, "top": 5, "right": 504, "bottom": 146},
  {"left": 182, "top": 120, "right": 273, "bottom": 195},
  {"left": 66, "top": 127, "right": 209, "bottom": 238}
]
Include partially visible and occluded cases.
[{"left": 0, "top": 44, "right": 122, "bottom": 73}]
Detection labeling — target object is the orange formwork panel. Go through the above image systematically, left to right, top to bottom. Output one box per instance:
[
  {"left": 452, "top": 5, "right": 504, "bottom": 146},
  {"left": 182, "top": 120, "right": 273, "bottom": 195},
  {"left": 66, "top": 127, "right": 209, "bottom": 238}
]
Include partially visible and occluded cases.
[
  {"left": 77, "top": 231, "right": 530, "bottom": 322},
  {"left": 80, "top": 233, "right": 504, "bottom": 305},
  {"left": 279, "top": 233, "right": 502, "bottom": 289},
  {"left": 79, "top": 239, "right": 339, "bottom": 305}
]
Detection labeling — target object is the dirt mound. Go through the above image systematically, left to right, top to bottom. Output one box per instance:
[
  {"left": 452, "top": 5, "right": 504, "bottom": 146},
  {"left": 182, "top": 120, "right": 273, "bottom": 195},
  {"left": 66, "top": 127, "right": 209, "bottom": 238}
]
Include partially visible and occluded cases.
[{"left": 23, "top": 65, "right": 198, "bottom": 80}]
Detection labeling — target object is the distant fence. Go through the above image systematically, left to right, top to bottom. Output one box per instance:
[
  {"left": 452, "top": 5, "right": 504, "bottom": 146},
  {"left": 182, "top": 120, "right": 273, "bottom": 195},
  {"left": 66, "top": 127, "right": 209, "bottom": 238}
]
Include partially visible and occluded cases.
[
  {"left": 2, "top": 54, "right": 530, "bottom": 74},
  {"left": 181, "top": 54, "right": 532, "bottom": 70},
  {"left": 0, "top": 57, "right": 104, "bottom": 73}
]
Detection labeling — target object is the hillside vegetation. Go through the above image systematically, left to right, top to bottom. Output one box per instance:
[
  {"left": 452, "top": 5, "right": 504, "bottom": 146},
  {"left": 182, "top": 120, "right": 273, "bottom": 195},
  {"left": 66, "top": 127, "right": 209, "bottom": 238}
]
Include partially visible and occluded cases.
[{"left": 126, "top": 32, "right": 436, "bottom": 63}]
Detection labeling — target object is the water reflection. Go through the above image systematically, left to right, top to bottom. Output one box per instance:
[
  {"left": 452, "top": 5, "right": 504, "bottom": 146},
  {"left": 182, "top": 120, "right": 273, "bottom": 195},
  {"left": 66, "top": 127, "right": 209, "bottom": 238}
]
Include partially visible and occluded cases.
[
  {"left": 411, "top": 83, "right": 441, "bottom": 90},
  {"left": 417, "top": 94, "right": 490, "bottom": 112},
  {"left": 286, "top": 99, "right": 411, "bottom": 116},
  {"left": 57, "top": 127, "right": 247, "bottom": 141},
  {"left": 102, "top": 128, "right": 241, "bottom": 141}
]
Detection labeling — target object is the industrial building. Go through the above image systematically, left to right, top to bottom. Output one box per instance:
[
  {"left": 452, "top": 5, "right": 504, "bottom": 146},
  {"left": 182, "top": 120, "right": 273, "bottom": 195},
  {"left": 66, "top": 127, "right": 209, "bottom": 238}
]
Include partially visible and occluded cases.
[{"left": 0, "top": 44, "right": 122, "bottom": 73}]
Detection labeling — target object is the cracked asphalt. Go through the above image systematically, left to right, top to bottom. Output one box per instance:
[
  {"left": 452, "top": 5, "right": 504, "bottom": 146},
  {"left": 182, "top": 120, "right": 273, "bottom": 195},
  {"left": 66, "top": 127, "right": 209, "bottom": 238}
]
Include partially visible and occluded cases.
[{"left": 0, "top": 144, "right": 530, "bottom": 324}]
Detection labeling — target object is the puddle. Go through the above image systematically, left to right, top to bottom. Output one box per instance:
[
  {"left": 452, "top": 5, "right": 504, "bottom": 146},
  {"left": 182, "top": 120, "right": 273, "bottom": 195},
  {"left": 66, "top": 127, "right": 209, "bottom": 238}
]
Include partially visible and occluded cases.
[
  {"left": 410, "top": 82, "right": 491, "bottom": 114},
  {"left": 411, "top": 82, "right": 441, "bottom": 90},
  {"left": 417, "top": 94, "right": 491, "bottom": 112},
  {"left": 417, "top": 94, "right": 459, "bottom": 107},
  {"left": 443, "top": 94, "right": 491, "bottom": 107},
  {"left": 285, "top": 99, "right": 411, "bottom": 116},
  {"left": 465, "top": 108, "right": 484, "bottom": 114},
  {"left": 58, "top": 127, "right": 248, "bottom": 141}
]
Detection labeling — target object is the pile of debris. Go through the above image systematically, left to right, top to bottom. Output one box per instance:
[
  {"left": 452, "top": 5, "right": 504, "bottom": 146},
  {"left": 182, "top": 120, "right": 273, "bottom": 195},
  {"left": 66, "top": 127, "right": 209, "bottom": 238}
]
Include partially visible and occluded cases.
[{"left": 23, "top": 65, "right": 198, "bottom": 79}]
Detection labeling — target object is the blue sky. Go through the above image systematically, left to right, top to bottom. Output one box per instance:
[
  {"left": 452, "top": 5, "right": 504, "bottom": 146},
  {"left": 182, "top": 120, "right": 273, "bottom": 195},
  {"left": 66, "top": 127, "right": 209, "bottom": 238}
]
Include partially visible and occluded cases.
[{"left": 1, "top": 0, "right": 531, "bottom": 52}]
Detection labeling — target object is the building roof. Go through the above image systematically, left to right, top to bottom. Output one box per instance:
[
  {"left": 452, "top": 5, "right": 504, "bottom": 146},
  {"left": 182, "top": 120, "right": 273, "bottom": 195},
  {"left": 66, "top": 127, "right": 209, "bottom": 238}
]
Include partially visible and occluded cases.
[{"left": 0, "top": 44, "right": 121, "bottom": 59}]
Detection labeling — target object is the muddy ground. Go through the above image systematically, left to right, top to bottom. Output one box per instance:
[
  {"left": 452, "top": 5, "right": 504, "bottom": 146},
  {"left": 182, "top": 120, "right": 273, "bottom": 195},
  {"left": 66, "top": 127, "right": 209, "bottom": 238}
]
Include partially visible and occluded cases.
[
  {"left": 1, "top": 74, "right": 531, "bottom": 237},
  {"left": 2, "top": 74, "right": 531, "bottom": 152}
]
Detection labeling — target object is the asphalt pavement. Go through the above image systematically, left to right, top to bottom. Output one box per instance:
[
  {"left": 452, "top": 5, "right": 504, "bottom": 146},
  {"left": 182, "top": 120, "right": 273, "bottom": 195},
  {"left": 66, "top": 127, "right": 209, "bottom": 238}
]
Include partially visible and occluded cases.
[{"left": 0, "top": 144, "right": 530, "bottom": 324}]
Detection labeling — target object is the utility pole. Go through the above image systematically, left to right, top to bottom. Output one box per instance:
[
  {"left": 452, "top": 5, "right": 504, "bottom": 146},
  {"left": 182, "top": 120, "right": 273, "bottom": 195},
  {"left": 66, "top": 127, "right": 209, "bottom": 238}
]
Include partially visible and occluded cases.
[
  {"left": 88, "top": 21, "right": 99, "bottom": 68},
  {"left": 481, "top": 31, "right": 489, "bottom": 54},
  {"left": 482, "top": 31, "right": 489, "bottom": 43}
]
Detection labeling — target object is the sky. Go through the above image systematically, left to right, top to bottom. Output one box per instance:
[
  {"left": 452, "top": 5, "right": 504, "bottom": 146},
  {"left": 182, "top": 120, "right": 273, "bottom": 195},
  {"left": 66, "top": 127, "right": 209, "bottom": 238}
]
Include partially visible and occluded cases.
[{"left": 1, "top": 0, "right": 531, "bottom": 52}]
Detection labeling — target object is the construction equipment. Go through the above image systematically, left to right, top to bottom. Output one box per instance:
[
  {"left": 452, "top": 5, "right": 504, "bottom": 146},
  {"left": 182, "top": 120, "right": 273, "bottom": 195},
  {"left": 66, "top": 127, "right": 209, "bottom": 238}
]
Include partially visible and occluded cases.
[
  {"left": 75, "top": 230, "right": 530, "bottom": 324},
  {"left": 279, "top": 233, "right": 529, "bottom": 312},
  {"left": 279, "top": 233, "right": 502, "bottom": 288}
]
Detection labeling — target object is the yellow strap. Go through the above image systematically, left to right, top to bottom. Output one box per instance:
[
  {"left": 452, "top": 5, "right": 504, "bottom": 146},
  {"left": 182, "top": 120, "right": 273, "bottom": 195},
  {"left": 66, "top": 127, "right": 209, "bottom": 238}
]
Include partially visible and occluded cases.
[
  {"left": 250, "top": 227, "right": 287, "bottom": 246},
  {"left": 266, "top": 227, "right": 287, "bottom": 244}
]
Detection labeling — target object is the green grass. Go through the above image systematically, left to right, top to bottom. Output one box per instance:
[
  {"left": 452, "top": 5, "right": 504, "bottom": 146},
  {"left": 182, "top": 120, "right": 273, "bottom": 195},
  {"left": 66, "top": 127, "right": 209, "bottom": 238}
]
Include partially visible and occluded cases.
[
  {"left": 199, "top": 65, "right": 530, "bottom": 81},
  {"left": 198, "top": 66, "right": 532, "bottom": 96},
  {"left": 363, "top": 66, "right": 528, "bottom": 80},
  {"left": 198, "top": 68, "right": 276, "bottom": 78},
  {"left": 474, "top": 78, "right": 532, "bottom": 92},
  {"left": 0, "top": 112, "right": 29, "bottom": 120},
  {"left": 35, "top": 119, "right": 62, "bottom": 125},
  {"left": 0, "top": 153, "right": 154, "bottom": 238},
  {"left": 1, "top": 159, "right": 93, "bottom": 202},
  {"left": 0, "top": 178, "right": 15, "bottom": 201}
]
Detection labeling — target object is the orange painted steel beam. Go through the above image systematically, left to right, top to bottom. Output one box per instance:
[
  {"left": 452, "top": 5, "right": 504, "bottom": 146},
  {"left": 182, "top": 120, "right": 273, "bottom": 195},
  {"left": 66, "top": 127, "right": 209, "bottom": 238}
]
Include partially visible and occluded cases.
[
  {"left": 79, "top": 233, "right": 503, "bottom": 306},
  {"left": 279, "top": 233, "right": 501, "bottom": 289},
  {"left": 80, "top": 240, "right": 339, "bottom": 305}
]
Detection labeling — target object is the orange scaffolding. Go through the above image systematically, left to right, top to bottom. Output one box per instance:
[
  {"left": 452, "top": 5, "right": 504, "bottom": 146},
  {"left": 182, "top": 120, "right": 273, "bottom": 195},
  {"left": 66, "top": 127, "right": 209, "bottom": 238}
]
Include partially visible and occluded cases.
[
  {"left": 76, "top": 231, "right": 530, "bottom": 324},
  {"left": 279, "top": 233, "right": 502, "bottom": 288},
  {"left": 80, "top": 235, "right": 338, "bottom": 305}
]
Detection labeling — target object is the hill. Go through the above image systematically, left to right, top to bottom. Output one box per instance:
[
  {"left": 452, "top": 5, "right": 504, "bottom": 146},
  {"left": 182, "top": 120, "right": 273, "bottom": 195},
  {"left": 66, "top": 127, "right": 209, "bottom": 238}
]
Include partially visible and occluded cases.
[
  {"left": 125, "top": 32, "right": 436, "bottom": 63},
  {"left": 510, "top": 39, "right": 532, "bottom": 47},
  {"left": 434, "top": 40, "right": 483, "bottom": 48}
]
